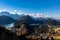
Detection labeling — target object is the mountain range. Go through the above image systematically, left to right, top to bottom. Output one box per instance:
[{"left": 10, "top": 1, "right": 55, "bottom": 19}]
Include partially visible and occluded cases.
[
  {"left": 0, "top": 11, "right": 60, "bottom": 27},
  {"left": 16, "top": 15, "right": 60, "bottom": 26}
]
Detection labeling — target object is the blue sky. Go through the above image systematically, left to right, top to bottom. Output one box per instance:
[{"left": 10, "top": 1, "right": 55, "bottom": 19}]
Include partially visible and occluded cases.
[{"left": 0, "top": 0, "right": 60, "bottom": 15}]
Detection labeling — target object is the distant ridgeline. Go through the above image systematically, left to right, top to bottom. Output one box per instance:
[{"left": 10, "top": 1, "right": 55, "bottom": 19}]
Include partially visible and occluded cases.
[
  {"left": 0, "top": 11, "right": 60, "bottom": 29},
  {"left": 0, "top": 11, "right": 60, "bottom": 26},
  {"left": 14, "top": 15, "right": 60, "bottom": 34},
  {"left": 14, "top": 15, "right": 60, "bottom": 28}
]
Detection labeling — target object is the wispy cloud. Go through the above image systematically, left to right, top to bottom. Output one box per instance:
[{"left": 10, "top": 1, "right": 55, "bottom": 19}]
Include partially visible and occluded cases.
[{"left": 52, "top": 15, "right": 60, "bottom": 19}]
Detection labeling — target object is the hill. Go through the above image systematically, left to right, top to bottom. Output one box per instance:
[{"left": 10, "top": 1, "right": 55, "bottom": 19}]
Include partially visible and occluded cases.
[{"left": 0, "top": 15, "right": 15, "bottom": 25}]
